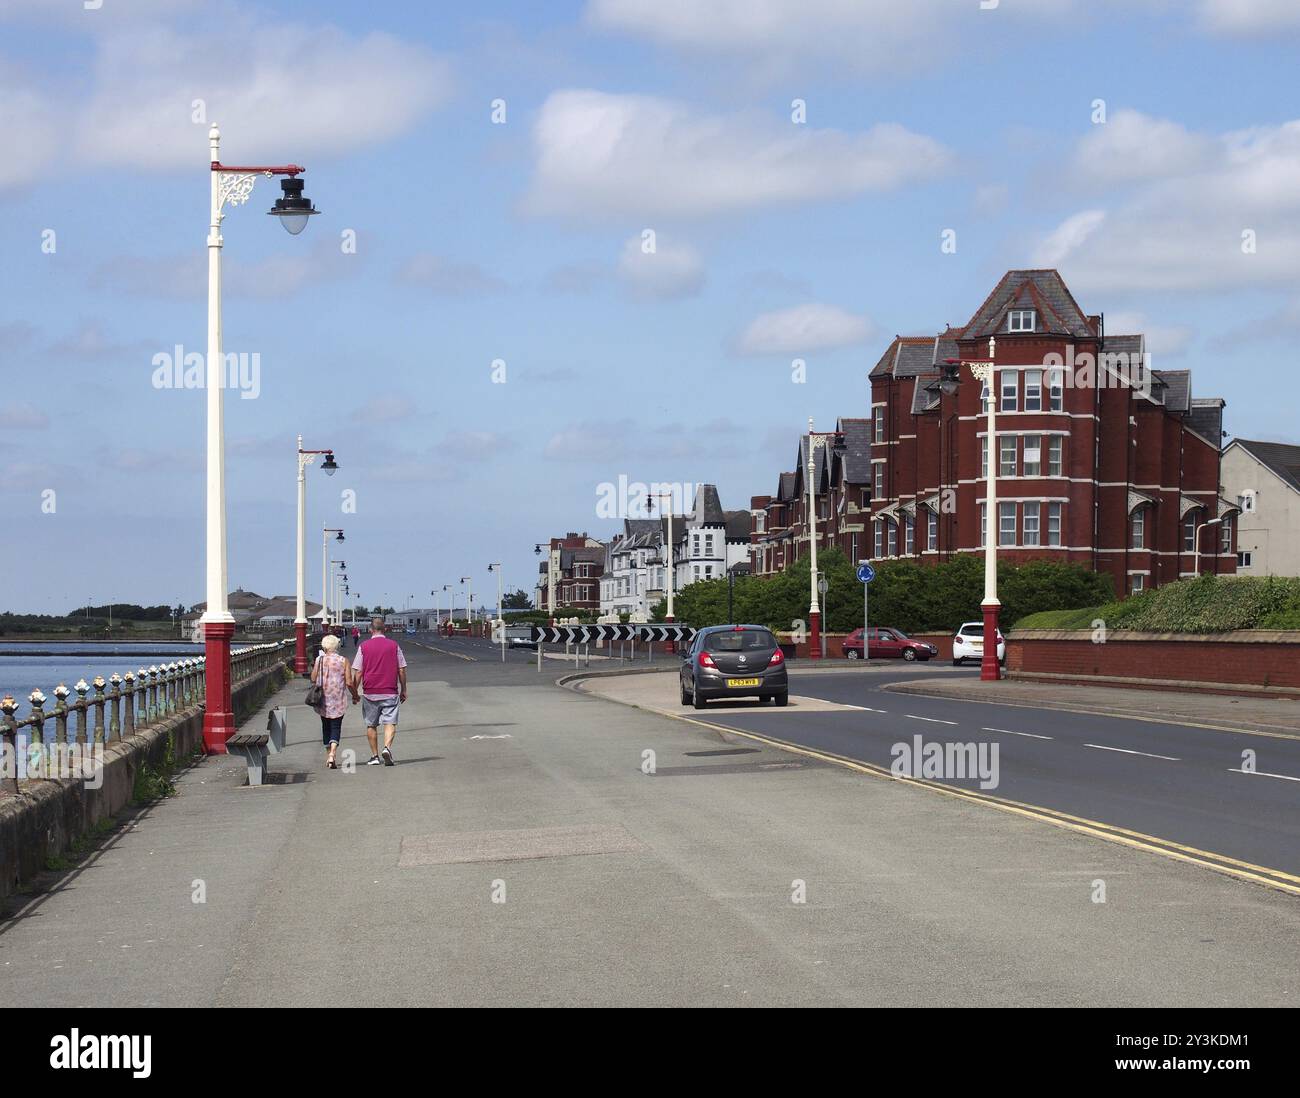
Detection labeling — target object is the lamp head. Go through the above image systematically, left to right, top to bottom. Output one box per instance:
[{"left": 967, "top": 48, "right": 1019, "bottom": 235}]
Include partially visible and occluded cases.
[
  {"left": 268, "top": 176, "right": 319, "bottom": 235},
  {"left": 321, "top": 452, "right": 338, "bottom": 476}
]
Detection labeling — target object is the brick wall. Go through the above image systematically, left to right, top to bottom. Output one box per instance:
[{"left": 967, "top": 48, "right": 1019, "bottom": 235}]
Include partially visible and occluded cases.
[{"left": 1008, "top": 630, "right": 1300, "bottom": 694}]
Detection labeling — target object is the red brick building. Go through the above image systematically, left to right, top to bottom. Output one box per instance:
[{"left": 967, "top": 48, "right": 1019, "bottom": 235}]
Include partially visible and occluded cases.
[
  {"left": 867, "top": 270, "right": 1236, "bottom": 596},
  {"left": 535, "top": 532, "right": 604, "bottom": 613}
]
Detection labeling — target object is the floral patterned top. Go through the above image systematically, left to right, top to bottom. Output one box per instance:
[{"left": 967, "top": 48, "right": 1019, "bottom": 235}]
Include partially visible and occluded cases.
[{"left": 313, "top": 652, "right": 350, "bottom": 719}]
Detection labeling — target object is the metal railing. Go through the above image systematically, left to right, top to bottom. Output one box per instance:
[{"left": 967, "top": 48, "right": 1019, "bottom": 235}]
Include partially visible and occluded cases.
[{"left": 0, "top": 641, "right": 288, "bottom": 792}]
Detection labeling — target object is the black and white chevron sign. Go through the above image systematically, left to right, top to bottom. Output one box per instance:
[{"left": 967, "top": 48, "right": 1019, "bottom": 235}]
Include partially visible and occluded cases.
[{"left": 530, "top": 624, "right": 695, "bottom": 644}]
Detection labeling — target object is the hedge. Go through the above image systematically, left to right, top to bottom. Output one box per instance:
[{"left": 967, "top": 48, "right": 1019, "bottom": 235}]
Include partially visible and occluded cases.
[
  {"left": 652, "top": 549, "right": 1115, "bottom": 634},
  {"left": 1014, "top": 575, "right": 1300, "bottom": 633}
]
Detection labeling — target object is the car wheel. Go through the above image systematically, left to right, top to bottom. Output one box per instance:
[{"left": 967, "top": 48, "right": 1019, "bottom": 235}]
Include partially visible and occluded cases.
[
  {"left": 846, "top": 648, "right": 860, "bottom": 660},
  {"left": 903, "top": 648, "right": 917, "bottom": 661},
  {"left": 952, "top": 658, "right": 963, "bottom": 667},
  {"left": 680, "top": 681, "right": 691, "bottom": 706},
  {"left": 692, "top": 690, "right": 707, "bottom": 710},
  {"left": 774, "top": 692, "right": 789, "bottom": 707}
]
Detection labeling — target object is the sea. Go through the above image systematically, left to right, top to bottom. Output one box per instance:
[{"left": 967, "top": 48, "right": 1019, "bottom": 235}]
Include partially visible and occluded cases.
[{"left": 0, "top": 642, "right": 206, "bottom": 711}]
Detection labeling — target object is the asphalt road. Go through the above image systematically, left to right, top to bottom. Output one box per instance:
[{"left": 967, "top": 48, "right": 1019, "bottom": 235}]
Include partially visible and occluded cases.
[{"left": 646, "top": 660, "right": 1300, "bottom": 878}]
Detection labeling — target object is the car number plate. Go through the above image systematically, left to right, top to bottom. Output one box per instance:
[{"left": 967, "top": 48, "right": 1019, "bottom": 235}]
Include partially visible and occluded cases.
[{"left": 727, "top": 678, "right": 761, "bottom": 687}]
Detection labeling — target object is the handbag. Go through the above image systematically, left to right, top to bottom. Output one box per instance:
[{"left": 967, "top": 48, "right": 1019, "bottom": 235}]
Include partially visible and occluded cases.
[{"left": 305, "top": 654, "right": 325, "bottom": 708}]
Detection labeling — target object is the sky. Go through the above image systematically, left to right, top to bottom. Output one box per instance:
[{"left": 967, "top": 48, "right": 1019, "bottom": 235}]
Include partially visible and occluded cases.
[{"left": 2, "top": 0, "right": 1300, "bottom": 614}]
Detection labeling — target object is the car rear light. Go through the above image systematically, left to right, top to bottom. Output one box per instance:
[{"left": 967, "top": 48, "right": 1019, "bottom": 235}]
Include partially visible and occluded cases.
[
  {"left": 768, "top": 648, "right": 784, "bottom": 667},
  {"left": 698, "top": 651, "right": 716, "bottom": 669}
]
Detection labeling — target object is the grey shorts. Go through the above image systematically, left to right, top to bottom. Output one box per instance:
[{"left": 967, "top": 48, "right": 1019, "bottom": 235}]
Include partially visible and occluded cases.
[{"left": 361, "top": 696, "right": 400, "bottom": 728}]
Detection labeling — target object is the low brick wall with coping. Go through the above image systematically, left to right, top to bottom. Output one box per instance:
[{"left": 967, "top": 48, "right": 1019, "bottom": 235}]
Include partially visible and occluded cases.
[
  {"left": 1006, "top": 629, "right": 1300, "bottom": 697},
  {"left": 0, "top": 652, "right": 293, "bottom": 907}
]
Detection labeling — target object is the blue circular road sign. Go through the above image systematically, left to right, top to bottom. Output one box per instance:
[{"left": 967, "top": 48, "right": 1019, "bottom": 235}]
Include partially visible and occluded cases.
[{"left": 856, "top": 562, "right": 876, "bottom": 584}]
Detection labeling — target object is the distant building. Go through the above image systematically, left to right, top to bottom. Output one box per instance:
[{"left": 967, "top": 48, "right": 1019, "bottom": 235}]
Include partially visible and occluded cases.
[
  {"left": 1221, "top": 438, "right": 1300, "bottom": 576},
  {"left": 535, "top": 532, "right": 604, "bottom": 613}
]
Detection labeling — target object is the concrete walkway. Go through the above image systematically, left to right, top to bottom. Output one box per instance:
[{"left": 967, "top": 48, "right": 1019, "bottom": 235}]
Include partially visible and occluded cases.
[{"left": 2, "top": 647, "right": 1298, "bottom": 1006}]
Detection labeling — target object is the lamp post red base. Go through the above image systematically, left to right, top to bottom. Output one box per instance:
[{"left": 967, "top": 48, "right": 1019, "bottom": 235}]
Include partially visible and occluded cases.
[
  {"left": 980, "top": 602, "right": 1002, "bottom": 682},
  {"left": 808, "top": 610, "right": 822, "bottom": 660},
  {"left": 666, "top": 613, "right": 676, "bottom": 654},
  {"left": 202, "top": 620, "right": 236, "bottom": 754},
  {"left": 293, "top": 621, "right": 308, "bottom": 674}
]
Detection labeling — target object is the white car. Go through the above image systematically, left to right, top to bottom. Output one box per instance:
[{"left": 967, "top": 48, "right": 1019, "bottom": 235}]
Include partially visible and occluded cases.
[{"left": 951, "top": 622, "right": 1005, "bottom": 667}]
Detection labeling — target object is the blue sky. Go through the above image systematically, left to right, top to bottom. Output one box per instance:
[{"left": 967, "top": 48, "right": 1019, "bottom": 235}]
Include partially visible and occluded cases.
[{"left": 2, "top": 0, "right": 1299, "bottom": 613}]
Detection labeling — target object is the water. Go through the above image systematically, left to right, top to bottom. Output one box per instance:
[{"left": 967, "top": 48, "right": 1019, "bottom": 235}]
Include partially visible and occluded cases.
[{"left": 0, "top": 642, "right": 205, "bottom": 709}]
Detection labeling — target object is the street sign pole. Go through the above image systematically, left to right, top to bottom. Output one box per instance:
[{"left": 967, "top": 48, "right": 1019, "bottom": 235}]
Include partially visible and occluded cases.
[{"left": 856, "top": 561, "right": 875, "bottom": 662}]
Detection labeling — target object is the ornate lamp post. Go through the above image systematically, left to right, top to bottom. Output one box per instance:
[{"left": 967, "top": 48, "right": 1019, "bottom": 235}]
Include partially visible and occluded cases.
[
  {"left": 202, "top": 125, "right": 317, "bottom": 752},
  {"left": 944, "top": 337, "right": 1001, "bottom": 681},
  {"left": 806, "top": 417, "right": 822, "bottom": 660},
  {"left": 295, "top": 438, "right": 337, "bottom": 673},
  {"left": 321, "top": 528, "right": 344, "bottom": 631},
  {"left": 534, "top": 544, "right": 559, "bottom": 625},
  {"left": 488, "top": 563, "right": 504, "bottom": 660},
  {"left": 460, "top": 576, "right": 473, "bottom": 632}
]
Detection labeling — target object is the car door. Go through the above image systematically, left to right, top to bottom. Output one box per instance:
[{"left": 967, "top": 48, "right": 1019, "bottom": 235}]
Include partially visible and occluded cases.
[
  {"left": 876, "top": 629, "right": 901, "bottom": 657},
  {"left": 681, "top": 634, "right": 699, "bottom": 689}
]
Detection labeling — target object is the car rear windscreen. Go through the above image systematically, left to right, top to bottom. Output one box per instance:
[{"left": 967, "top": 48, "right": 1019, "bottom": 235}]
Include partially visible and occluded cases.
[{"left": 705, "top": 629, "right": 776, "bottom": 652}]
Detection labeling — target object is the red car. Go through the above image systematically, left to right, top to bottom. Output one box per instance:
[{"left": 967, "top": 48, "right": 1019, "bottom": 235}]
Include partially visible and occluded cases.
[{"left": 842, "top": 627, "right": 937, "bottom": 662}]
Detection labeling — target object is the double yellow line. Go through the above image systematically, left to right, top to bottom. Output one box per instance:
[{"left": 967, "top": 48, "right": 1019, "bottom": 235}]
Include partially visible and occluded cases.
[{"left": 583, "top": 682, "right": 1300, "bottom": 898}]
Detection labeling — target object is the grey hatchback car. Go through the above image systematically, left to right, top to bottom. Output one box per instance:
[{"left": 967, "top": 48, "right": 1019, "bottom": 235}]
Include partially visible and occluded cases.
[{"left": 680, "top": 624, "right": 788, "bottom": 709}]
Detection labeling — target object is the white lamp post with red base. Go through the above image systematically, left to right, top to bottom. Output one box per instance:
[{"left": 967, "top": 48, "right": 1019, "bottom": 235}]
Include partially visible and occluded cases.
[{"left": 202, "top": 124, "right": 318, "bottom": 753}]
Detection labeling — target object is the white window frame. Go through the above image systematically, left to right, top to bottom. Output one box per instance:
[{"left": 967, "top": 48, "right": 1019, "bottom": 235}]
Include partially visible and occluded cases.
[
  {"left": 1008, "top": 309, "right": 1035, "bottom": 333},
  {"left": 1024, "top": 369, "right": 1042, "bottom": 412},
  {"left": 1048, "top": 369, "right": 1064, "bottom": 411},
  {"left": 1000, "top": 371, "right": 1018, "bottom": 413},
  {"left": 873, "top": 406, "right": 885, "bottom": 443},
  {"left": 1023, "top": 434, "right": 1042, "bottom": 477},
  {"left": 999, "top": 435, "right": 1017, "bottom": 478},
  {"left": 980, "top": 436, "right": 988, "bottom": 480},
  {"left": 1048, "top": 436, "right": 1063, "bottom": 477},
  {"left": 874, "top": 463, "right": 885, "bottom": 498},
  {"left": 979, "top": 502, "right": 987, "bottom": 548},
  {"left": 998, "top": 502, "right": 1016, "bottom": 547},
  {"left": 1023, "top": 502, "right": 1040, "bottom": 547},
  {"left": 1047, "top": 502, "right": 1062, "bottom": 547},
  {"left": 927, "top": 508, "right": 938, "bottom": 551},
  {"left": 1131, "top": 508, "right": 1145, "bottom": 549},
  {"left": 904, "top": 514, "right": 914, "bottom": 556},
  {"left": 1221, "top": 516, "right": 1233, "bottom": 552},
  {"left": 886, "top": 519, "right": 897, "bottom": 557},
  {"left": 874, "top": 520, "right": 883, "bottom": 558},
  {"left": 1238, "top": 550, "right": 1253, "bottom": 568},
  {"left": 1129, "top": 573, "right": 1145, "bottom": 594}
]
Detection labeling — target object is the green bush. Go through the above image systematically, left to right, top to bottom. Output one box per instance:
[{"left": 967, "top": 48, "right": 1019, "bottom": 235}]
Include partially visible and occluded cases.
[{"left": 659, "top": 550, "right": 1114, "bottom": 634}]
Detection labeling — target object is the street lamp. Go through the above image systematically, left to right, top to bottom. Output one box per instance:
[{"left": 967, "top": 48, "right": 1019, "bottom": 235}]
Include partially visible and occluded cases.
[
  {"left": 201, "top": 123, "right": 318, "bottom": 754},
  {"left": 945, "top": 336, "right": 1001, "bottom": 681},
  {"left": 806, "top": 417, "right": 822, "bottom": 661},
  {"left": 295, "top": 437, "right": 338, "bottom": 673},
  {"left": 645, "top": 494, "right": 675, "bottom": 626},
  {"left": 1193, "top": 516, "right": 1224, "bottom": 577},
  {"left": 322, "top": 528, "right": 344, "bottom": 631},
  {"left": 534, "top": 543, "right": 558, "bottom": 624},
  {"left": 331, "top": 562, "right": 347, "bottom": 627},
  {"left": 488, "top": 563, "right": 504, "bottom": 661},
  {"left": 460, "top": 577, "right": 473, "bottom": 633}
]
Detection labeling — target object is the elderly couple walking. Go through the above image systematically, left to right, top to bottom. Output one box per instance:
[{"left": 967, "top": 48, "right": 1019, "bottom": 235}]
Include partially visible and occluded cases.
[{"left": 311, "top": 617, "right": 408, "bottom": 769}]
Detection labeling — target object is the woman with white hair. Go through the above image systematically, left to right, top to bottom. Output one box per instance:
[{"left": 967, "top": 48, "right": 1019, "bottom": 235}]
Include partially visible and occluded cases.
[{"left": 311, "top": 633, "right": 353, "bottom": 768}]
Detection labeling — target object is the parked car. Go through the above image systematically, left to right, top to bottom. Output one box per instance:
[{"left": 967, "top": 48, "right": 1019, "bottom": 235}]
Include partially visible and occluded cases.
[
  {"left": 951, "top": 622, "right": 1005, "bottom": 666},
  {"left": 506, "top": 624, "right": 537, "bottom": 649},
  {"left": 680, "top": 624, "right": 788, "bottom": 709},
  {"left": 842, "top": 627, "right": 937, "bottom": 661}
]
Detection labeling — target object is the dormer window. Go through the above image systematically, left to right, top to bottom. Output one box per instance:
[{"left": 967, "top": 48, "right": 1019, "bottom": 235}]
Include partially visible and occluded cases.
[{"left": 1008, "top": 309, "right": 1036, "bottom": 333}]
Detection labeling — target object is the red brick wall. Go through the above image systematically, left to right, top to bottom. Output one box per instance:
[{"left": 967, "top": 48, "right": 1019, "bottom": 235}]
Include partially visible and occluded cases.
[
  {"left": 1008, "top": 631, "right": 1300, "bottom": 692},
  {"left": 777, "top": 632, "right": 953, "bottom": 660}
]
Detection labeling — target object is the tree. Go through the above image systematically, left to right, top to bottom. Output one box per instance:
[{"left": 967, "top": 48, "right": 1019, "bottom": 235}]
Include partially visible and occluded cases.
[{"left": 502, "top": 588, "right": 532, "bottom": 610}]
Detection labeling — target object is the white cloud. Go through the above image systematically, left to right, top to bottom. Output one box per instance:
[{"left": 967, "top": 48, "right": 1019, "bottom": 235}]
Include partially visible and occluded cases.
[
  {"left": 1195, "top": 0, "right": 1300, "bottom": 35},
  {"left": 0, "top": 64, "right": 58, "bottom": 188},
  {"left": 526, "top": 90, "right": 951, "bottom": 219},
  {"left": 1071, "top": 110, "right": 1215, "bottom": 186},
  {"left": 1035, "top": 117, "right": 1300, "bottom": 293},
  {"left": 616, "top": 234, "right": 705, "bottom": 300},
  {"left": 394, "top": 254, "right": 506, "bottom": 296},
  {"left": 736, "top": 303, "right": 872, "bottom": 356},
  {"left": 1104, "top": 312, "right": 1193, "bottom": 358},
  {"left": 358, "top": 397, "right": 416, "bottom": 426},
  {"left": 0, "top": 402, "right": 49, "bottom": 430}
]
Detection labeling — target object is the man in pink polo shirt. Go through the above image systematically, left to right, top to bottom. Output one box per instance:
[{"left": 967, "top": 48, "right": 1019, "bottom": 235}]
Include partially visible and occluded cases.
[{"left": 349, "top": 616, "right": 408, "bottom": 766}]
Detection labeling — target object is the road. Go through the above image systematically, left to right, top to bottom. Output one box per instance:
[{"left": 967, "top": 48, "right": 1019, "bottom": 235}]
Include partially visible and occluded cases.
[{"left": 3, "top": 638, "right": 1298, "bottom": 1007}]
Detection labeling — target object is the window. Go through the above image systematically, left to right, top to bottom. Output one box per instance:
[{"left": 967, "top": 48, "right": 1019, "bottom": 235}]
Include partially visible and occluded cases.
[
  {"left": 1008, "top": 309, "right": 1035, "bottom": 332},
  {"left": 1024, "top": 369, "right": 1042, "bottom": 412},
  {"left": 1048, "top": 369, "right": 1064, "bottom": 411},
  {"left": 1000, "top": 371, "right": 1018, "bottom": 412},
  {"left": 979, "top": 377, "right": 990, "bottom": 411},
  {"left": 873, "top": 406, "right": 885, "bottom": 443},
  {"left": 1023, "top": 434, "right": 1042, "bottom": 476},
  {"left": 999, "top": 435, "right": 1017, "bottom": 477},
  {"left": 980, "top": 436, "right": 988, "bottom": 480},
  {"left": 1048, "top": 436, "right": 1063, "bottom": 476},
  {"left": 874, "top": 463, "right": 885, "bottom": 498},
  {"left": 1238, "top": 491, "right": 1256, "bottom": 513},
  {"left": 999, "top": 502, "right": 1016, "bottom": 547},
  {"left": 1023, "top": 502, "right": 1040, "bottom": 547},
  {"left": 979, "top": 503, "right": 987, "bottom": 548},
  {"left": 1047, "top": 503, "right": 1063, "bottom": 546},
  {"left": 1131, "top": 508, "right": 1145, "bottom": 549},
  {"left": 927, "top": 509, "right": 938, "bottom": 551},
  {"left": 755, "top": 513, "right": 766, "bottom": 533},
  {"left": 1183, "top": 513, "right": 1197, "bottom": 552},
  {"left": 904, "top": 514, "right": 915, "bottom": 555},
  {"left": 1221, "top": 516, "right": 1233, "bottom": 552},
  {"left": 874, "top": 520, "right": 883, "bottom": 558},
  {"left": 886, "top": 520, "right": 897, "bottom": 557},
  {"left": 705, "top": 534, "right": 714, "bottom": 555},
  {"left": 1238, "top": 550, "right": 1253, "bottom": 568},
  {"left": 693, "top": 566, "right": 699, "bottom": 579},
  {"left": 704, "top": 566, "right": 712, "bottom": 578},
  {"left": 1129, "top": 573, "right": 1145, "bottom": 595}
]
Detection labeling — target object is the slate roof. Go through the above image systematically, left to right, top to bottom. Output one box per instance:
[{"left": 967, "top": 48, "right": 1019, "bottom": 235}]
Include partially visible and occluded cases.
[
  {"left": 962, "top": 269, "right": 1096, "bottom": 339},
  {"left": 1152, "top": 367, "right": 1190, "bottom": 412},
  {"left": 911, "top": 372, "right": 942, "bottom": 414},
  {"left": 1187, "top": 398, "right": 1225, "bottom": 445},
  {"left": 836, "top": 417, "right": 872, "bottom": 483},
  {"left": 1231, "top": 438, "right": 1300, "bottom": 495},
  {"left": 777, "top": 471, "right": 797, "bottom": 501},
  {"left": 691, "top": 484, "right": 727, "bottom": 525},
  {"left": 724, "top": 510, "right": 751, "bottom": 540}
]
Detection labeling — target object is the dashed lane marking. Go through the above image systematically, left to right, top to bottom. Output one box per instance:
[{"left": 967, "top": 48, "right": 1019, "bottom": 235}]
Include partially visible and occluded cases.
[
  {"left": 905, "top": 714, "right": 958, "bottom": 725},
  {"left": 983, "top": 727, "right": 1053, "bottom": 740},
  {"left": 1084, "top": 743, "right": 1181, "bottom": 762},
  {"left": 1228, "top": 767, "right": 1300, "bottom": 783}
]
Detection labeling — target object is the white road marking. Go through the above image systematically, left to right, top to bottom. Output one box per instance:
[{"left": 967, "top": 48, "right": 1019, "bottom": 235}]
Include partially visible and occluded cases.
[
  {"left": 861, "top": 707, "right": 888, "bottom": 714},
  {"left": 905, "top": 714, "right": 958, "bottom": 726},
  {"left": 983, "top": 727, "right": 1052, "bottom": 740},
  {"left": 466, "top": 734, "right": 512, "bottom": 740},
  {"left": 1084, "top": 743, "right": 1180, "bottom": 761},
  {"left": 1227, "top": 767, "right": 1300, "bottom": 783}
]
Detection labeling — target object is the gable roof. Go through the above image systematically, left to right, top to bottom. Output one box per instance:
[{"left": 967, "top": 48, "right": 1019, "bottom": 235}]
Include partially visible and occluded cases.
[
  {"left": 836, "top": 417, "right": 873, "bottom": 483},
  {"left": 1230, "top": 438, "right": 1300, "bottom": 495},
  {"left": 724, "top": 510, "right": 751, "bottom": 540}
]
